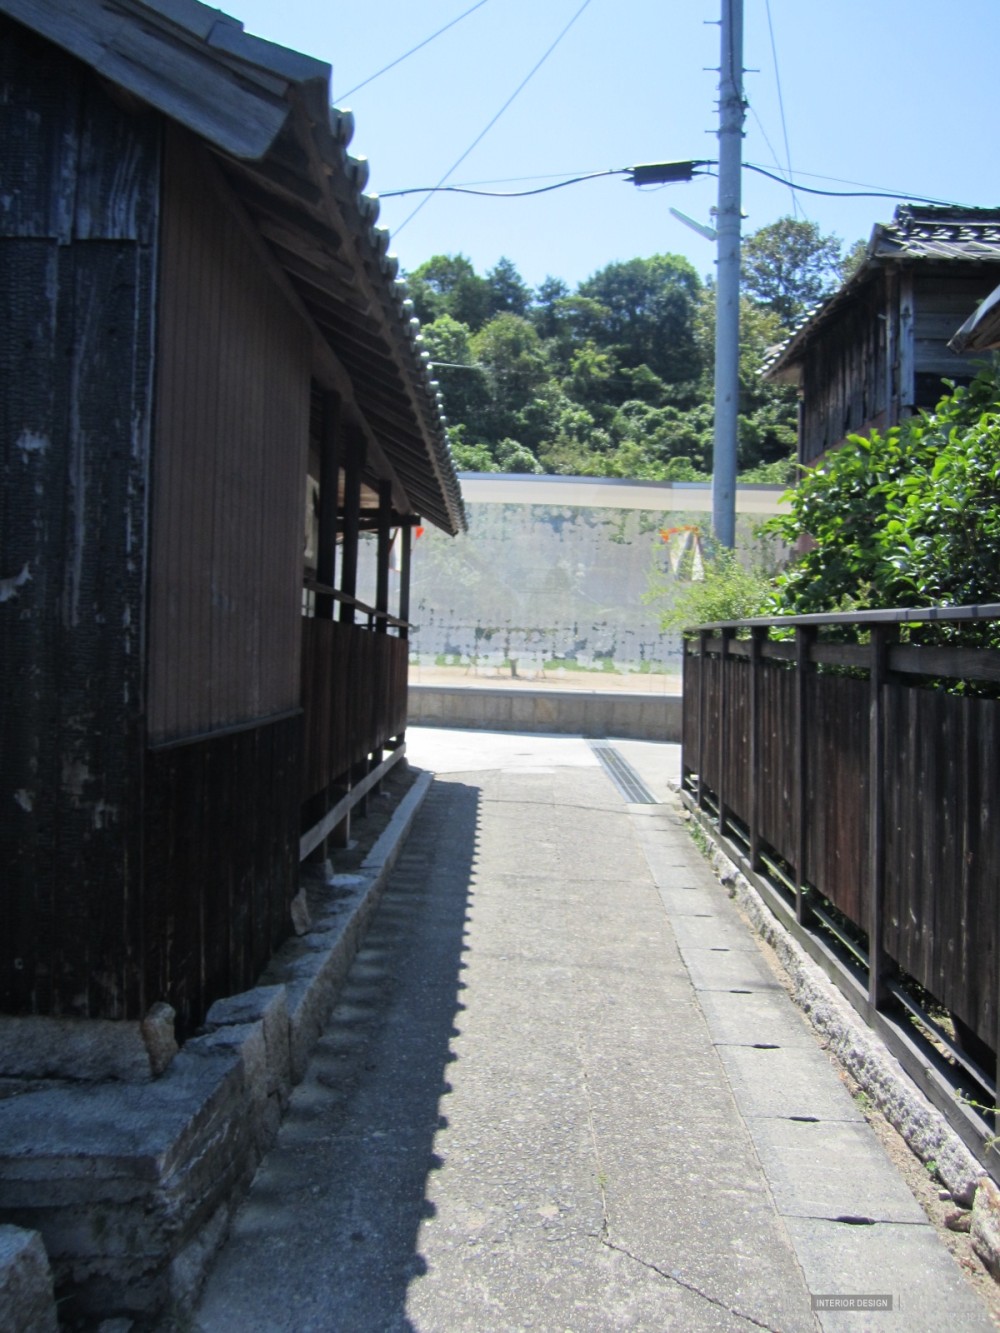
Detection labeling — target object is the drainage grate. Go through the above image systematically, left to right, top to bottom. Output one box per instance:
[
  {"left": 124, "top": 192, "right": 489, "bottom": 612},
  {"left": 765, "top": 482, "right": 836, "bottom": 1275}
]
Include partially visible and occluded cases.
[{"left": 589, "top": 741, "right": 658, "bottom": 804}]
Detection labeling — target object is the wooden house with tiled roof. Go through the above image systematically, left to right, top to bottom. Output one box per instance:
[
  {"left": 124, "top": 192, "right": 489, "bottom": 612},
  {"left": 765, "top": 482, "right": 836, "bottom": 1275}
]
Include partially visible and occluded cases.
[
  {"left": 0, "top": 0, "right": 464, "bottom": 1045},
  {"left": 764, "top": 206, "right": 1000, "bottom": 466}
]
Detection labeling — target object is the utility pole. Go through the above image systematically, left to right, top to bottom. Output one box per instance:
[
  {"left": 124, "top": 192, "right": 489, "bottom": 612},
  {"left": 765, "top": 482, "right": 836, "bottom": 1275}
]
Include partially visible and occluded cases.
[{"left": 712, "top": 0, "right": 745, "bottom": 549}]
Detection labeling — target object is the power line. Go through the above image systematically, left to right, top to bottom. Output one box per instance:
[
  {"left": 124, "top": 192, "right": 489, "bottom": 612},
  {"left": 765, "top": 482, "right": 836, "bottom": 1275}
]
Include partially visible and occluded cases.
[
  {"left": 334, "top": 0, "right": 491, "bottom": 102},
  {"left": 393, "top": 0, "right": 595, "bottom": 236},
  {"left": 763, "top": 0, "right": 799, "bottom": 219},
  {"left": 746, "top": 104, "right": 791, "bottom": 193},
  {"left": 381, "top": 156, "right": 978, "bottom": 212},
  {"left": 743, "top": 162, "right": 975, "bottom": 207},
  {"left": 383, "top": 169, "right": 626, "bottom": 200}
]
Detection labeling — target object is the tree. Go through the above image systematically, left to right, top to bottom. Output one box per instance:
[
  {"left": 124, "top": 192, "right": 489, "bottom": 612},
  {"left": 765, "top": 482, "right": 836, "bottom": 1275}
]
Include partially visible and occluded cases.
[
  {"left": 741, "top": 217, "right": 844, "bottom": 326},
  {"left": 406, "top": 254, "right": 490, "bottom": 329},
  {"left": 576, "top": 254, "right": 704, "bottom": 387},
  {"left": 484, "top": 257, "right": 531, "bottom": 321},
  {"left": 530, "top": 275, "right": 569, "bottom": 339},
  {"left": 694, "top": 287, "right": 798, "bottom": 470},
  {"left": 470, "top": 313, "right": 550, "bottom": 444},
  {"left": 421, "top": 314, "right": 489, "bottom": 433},
  {"left": 446, "top": 425, "right": 500, "bottom": 473},
  {"left": 495, "top": 437, "right": 544, "bottom": 473}
]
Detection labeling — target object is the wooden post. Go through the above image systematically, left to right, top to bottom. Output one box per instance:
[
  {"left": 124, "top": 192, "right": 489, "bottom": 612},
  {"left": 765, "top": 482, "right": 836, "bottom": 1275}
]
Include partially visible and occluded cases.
[
  {"left": 884, "top": 268, "right": 899, "bottom": 429},
  {"left": 898, "top": 271, "right": 916, "bottom": 419},
  {"left": 317, "top": 392, "right": 341, "bottom": 619},
  {"left": 339, "top": 431, "right": 364, "bottom": 625},
  {"left": 375, "top": 481, "right": 392, "bottom": 635},
  {"left": 399, "top": 522, "right": 413, "bottom": 641},
  {"left": 868, "top": 624, "right": 890, "bottom": 1015},
  {"left": 749, "top": 626, "right": 765, "bottom": 871},
  {"left": 794, "top": 626, "right": 815, "bottom": 925},
  {"left": 717, "top": 627, "right": 733, "bottom": 836},
  {"left": 697, "top": 630, "right": 708, "bottom": 810}
]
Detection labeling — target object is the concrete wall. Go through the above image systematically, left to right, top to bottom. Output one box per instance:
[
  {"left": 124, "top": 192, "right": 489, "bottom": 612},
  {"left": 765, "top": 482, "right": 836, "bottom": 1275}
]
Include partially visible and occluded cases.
[{"left": 408, "top": 685, "right": 681, "bottom": 742}]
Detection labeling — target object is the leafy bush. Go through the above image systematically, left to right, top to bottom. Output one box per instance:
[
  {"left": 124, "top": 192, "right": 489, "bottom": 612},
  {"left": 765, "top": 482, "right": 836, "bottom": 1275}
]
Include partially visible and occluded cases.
[
  {"left": 764, "top": 367, "right": 1000, "bottom": 639},
  {"left": 647, "top": 542, "right": 778, "bottom": 633}
]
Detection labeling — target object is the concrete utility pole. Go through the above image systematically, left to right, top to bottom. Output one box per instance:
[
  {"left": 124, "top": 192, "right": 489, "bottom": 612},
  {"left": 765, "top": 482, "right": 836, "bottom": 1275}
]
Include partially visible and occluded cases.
[{"left": 712, "top": 0, "right": 745, "bottom": 549}]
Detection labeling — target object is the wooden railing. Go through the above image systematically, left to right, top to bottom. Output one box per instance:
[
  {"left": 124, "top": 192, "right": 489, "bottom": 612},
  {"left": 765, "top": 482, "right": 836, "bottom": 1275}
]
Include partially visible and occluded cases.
[
  {"left": 682, "top": 604, "right": 1000, "bottom": 1145},
  {"left": 301, "top": 615, "right": 408, "bottom": 804}
]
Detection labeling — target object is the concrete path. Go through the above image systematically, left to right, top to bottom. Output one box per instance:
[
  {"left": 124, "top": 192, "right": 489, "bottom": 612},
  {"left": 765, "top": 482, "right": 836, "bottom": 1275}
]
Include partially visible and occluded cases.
[{"left": 193, "top": 730, "right": 994, "bottom": 1332}]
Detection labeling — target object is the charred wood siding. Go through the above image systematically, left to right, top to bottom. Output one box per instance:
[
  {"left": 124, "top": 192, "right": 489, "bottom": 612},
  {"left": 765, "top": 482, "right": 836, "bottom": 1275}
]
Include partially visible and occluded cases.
[
  {"left": 0, "top": 25, "right": 158, "bottom": 1018},
  {"left": 148, "top": 127, "right": 311, "bottom": 743},
  {"left": 144, "top": 714, "right": 301, "bottom": 1038}
]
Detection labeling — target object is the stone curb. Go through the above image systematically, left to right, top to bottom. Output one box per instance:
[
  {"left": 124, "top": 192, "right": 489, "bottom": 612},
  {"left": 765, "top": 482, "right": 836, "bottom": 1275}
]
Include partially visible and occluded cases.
[
  {"left": 0, "top": 770, "right": 434, "bottom": 1327},
  {"left": 675, "top": 790, "right": 999, "bottom": 1275},
  {"left": 0, "top": 1225, "right": 58, "bottom": 1333}
]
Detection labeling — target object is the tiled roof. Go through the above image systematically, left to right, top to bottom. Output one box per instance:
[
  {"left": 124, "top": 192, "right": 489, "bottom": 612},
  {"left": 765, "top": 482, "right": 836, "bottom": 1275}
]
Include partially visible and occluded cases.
[
  {"left": 0, "top": 0, "right": 466, "bottom": 533},
  {"left": 872, "top": 205, "right": 1000, "bottom": 262},
  {"left": 763, "top": 206, "right": 1000, "bottom": 381}
]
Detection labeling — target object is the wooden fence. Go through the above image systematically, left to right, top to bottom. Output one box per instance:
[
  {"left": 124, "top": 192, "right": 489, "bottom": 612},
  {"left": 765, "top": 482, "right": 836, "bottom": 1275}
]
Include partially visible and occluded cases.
[
  {"left": 299, "top": 600, "right": 409, "bottom": 860},
  {"left": 682, "top": 605, "right": 1000, "bottom": 1128}
]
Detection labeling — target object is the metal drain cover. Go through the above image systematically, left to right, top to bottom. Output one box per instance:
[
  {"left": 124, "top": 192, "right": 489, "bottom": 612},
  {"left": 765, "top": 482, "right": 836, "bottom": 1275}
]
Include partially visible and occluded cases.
[{"left": 589, "top": 741, "right": 658, "bottom": 804}]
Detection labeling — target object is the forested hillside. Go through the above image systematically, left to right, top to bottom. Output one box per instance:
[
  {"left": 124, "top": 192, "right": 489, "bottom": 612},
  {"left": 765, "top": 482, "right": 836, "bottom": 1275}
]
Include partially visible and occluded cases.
[{"left": 409, "top": 218, "right": 860, "bottom": 482}]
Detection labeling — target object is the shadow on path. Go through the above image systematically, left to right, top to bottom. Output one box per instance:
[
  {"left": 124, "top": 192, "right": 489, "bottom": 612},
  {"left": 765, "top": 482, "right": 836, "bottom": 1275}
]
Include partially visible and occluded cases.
[{"left": 194, "top": 775, "right": 479, "bottom": 1333}]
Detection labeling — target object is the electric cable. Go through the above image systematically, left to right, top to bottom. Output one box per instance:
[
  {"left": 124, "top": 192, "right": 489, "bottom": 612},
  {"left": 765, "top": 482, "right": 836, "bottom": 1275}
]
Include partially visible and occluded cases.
[
  {"left": 334, "top": 0, "right": 491, "bottom": 102},
  {"left": 393, "top": 0, "right": 595, "bottom": 235},
  {"left": 763, "top": 0, "right": 799, "bottom": 218},
  {"left": 382, "top": 158, "right": 977, "bottom": 212},
  {"left": 743, "top": 163, "right": 975, "bottom": 208},
  {"left": 383, "top": 169, "right": 626, "bottom": 199}
]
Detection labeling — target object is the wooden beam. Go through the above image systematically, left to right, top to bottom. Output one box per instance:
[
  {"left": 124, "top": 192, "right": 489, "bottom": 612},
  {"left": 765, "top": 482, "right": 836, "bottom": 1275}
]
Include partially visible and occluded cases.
[{"left": 299, "top": 743, "right": 407, "bottom": 861}]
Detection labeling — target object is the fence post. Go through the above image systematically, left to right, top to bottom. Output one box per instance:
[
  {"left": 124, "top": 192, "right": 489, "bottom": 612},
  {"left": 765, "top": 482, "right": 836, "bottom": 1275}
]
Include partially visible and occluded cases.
[
  {"left": 868, "top": 624, "right": 890, "bottom": 1015},
  {"left": 749, "top": 626, "right": 765, "bottom": 871},
  {"left": 794, "top": 626, "right": 815, "bottom": 926},
  {"left": 718, "top": 627, "right": 733, "bottom": 836},
  {"left": 697, "top": 630, "right": 708, "bottom": 811}
]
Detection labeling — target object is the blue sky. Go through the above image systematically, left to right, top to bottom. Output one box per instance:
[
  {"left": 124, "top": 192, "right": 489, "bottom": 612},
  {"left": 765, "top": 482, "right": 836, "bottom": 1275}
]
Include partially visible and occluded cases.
[{"left": 230, "top": 0, "right": 998, "bottom": 292}]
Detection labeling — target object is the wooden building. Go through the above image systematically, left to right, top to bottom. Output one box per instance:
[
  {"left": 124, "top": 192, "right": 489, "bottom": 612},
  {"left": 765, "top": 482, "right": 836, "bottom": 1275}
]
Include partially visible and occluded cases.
[
  {"left": 0, "top": 0, "right": 465, "bottom": 1043},
  {"left": 765, "top": 206, "right": 1000, "bottom": 466}
]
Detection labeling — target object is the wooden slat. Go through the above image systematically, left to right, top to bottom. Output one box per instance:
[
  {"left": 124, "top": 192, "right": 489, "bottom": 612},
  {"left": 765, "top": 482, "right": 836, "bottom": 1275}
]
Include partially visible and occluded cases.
[{"left": 148, "top": 128, "right": 311, "bottom": 743}]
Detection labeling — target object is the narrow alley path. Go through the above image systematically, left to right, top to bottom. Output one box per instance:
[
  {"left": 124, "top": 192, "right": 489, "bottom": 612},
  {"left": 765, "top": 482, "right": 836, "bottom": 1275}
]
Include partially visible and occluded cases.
[{"left": 193, "top": 731, "right": 994, "bottom": 1332}]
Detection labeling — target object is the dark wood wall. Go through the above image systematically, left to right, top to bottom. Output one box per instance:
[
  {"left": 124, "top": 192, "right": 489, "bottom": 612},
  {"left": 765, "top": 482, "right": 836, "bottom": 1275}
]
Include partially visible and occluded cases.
[
  {"left": 0, "top": 23, "right": 158, "bottom": 1018},
  {"left": 2, "top": 24, "right": 416, "bottom": 1032},
  {"left": 147, "top": 127, "right": 311, "bottom": 744},
  {"left": 798, "top": 267, "right": 998, "bottom": 464},
  {"left": 800, "top": 281, "right": 886, "bottom": 464},
  {"left": 144, "top": 715, "right": 301, "bottom": 1037}
]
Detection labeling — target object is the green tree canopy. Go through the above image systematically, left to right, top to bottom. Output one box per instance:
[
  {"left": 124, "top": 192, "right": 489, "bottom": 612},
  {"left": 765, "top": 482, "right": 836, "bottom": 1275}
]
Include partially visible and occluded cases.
[
  {"left": 741, "top": 217, "right": 845, "bottom": 326},
  {"left": 407, "top": 254, "right": 490, "bottom": 329},
  {"left": 576, "top": 254, "right": 704, "bottom": 386},
  {"left": 484, "top": 257, "right": 532, "bottom": 321}
]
